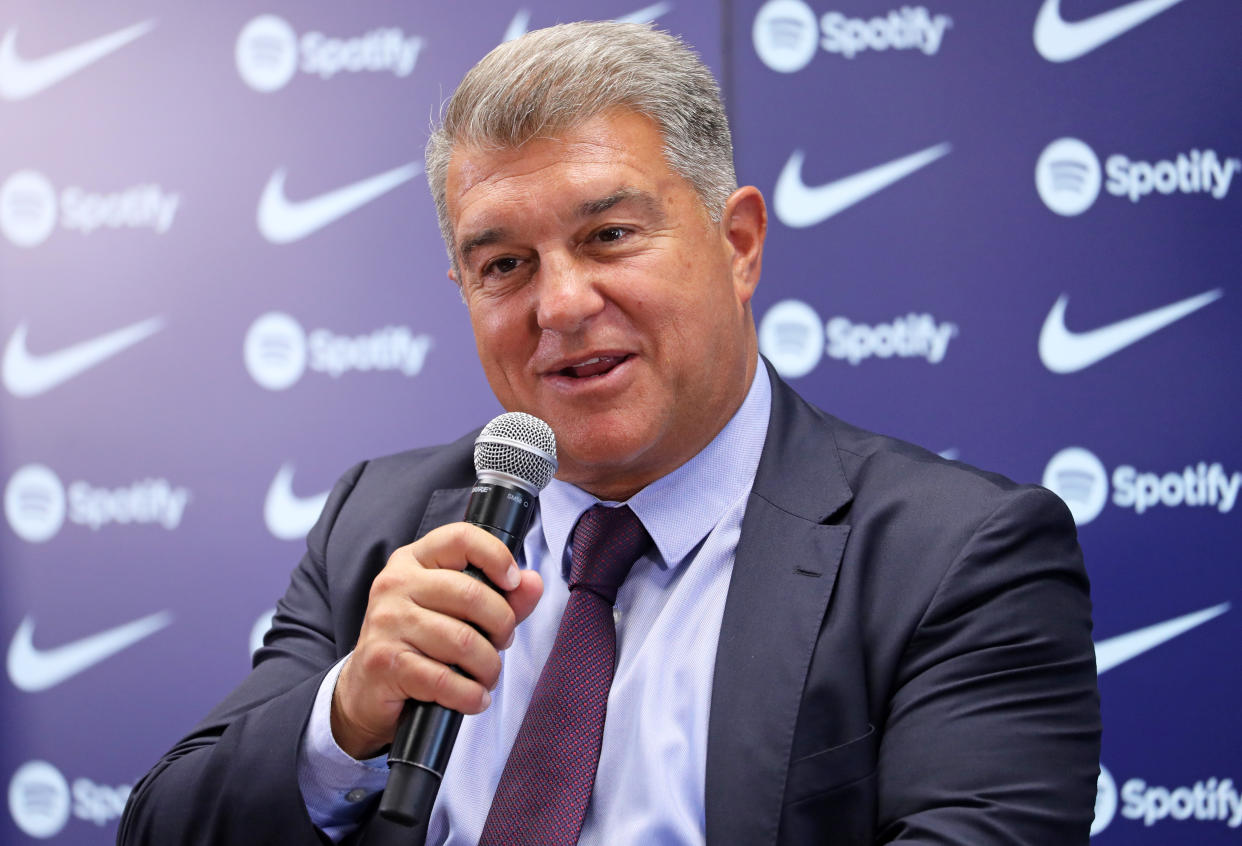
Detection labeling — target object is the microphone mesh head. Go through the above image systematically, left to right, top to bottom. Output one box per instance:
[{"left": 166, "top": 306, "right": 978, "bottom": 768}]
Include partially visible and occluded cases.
[{"left": 474, "top": 412, "right": 558, "bottom": 491}]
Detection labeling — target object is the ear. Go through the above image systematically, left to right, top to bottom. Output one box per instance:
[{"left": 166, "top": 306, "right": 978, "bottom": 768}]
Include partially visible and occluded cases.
[
  {"left": 721, "top": 186, "right": 766, "bottom": 306},
  {"left": 447, "top": 266, "right": 469, "bottom": 305}
]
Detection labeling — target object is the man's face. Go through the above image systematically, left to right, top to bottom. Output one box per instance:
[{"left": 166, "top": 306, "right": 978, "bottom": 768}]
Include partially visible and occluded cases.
[{"left": 445, "top": 109, "right": 764, "bottom": 500}]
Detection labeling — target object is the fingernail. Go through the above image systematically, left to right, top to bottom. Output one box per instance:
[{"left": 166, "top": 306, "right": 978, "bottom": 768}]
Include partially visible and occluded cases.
[
  {"left": 505, "top": 564, "right": 520, "bottom": 590},
  {"left": 502, "top": 629, "right": 515, "bottom": 650},
  {"left": 481, "top": 691, "right": 492, "bottom": 709}
]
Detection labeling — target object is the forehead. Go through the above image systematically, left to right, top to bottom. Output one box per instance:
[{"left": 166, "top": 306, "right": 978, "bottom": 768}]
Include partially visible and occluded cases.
[{"left": 444, "top": 111, "right": 679, "bottom": 228}]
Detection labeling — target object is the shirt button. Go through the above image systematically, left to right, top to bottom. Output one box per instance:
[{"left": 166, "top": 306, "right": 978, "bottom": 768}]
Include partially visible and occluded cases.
[{"left": 345, "top": 788, "right": 368, "bottom": 803}]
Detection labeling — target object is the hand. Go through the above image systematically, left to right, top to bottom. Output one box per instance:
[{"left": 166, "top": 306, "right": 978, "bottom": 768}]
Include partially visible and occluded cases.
[{"left": 330, "top": 522, "right": 544, "bottom": 759}]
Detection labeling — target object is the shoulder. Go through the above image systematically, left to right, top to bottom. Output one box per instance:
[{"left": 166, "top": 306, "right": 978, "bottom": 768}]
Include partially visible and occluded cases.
[{"left": 767, "top": 371, "right": 1075, "bottom": 553}]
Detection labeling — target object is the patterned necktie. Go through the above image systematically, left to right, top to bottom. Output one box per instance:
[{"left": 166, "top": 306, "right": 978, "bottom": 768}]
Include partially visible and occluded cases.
[{"left": 479, "top": 504, "right": 652, "bottom": 846}]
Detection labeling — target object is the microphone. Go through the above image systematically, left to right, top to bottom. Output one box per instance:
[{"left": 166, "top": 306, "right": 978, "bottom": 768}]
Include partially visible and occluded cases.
[{"left": 379, "top": 411, "right": 557, "bottom": 827}]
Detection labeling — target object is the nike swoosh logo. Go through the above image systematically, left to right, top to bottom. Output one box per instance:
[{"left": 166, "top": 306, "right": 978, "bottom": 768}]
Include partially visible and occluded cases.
[
  {"left": 1034, "top": 0, "right": 1187, "bottom": 63},
  {"left": 503, "top": 2, "right": 672, "bottom": 41},
  {"left": 613, "top": 2, "right": 676, "bottom": 24},
  {"left": 0, "top": 20, "right": 155, "bottom": 101},
  {"left": 774, "top": 143, "right": 952, "bottom": 229},
  {"left": 257, "top": 162, "right": 421, "bottom": 245},
  {"left": 1038, "top": 289, "right": 1222, "bottom": 374},
  {"left": 3, "top": 316, "right": 165, "bottom": 397},
  {"left": 264, "top": 463, "right": 330, "bottom": 540},
  {"left": 1095, "top": 603, "right": 1228, "bottom": 675},
  {"left": 7, "top": 611, "right": 173, "bottom": 692}
]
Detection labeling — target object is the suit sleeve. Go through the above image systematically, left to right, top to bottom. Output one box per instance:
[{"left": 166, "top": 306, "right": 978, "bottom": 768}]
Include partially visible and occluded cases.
[
  {"left": 117, "top": 461, "right": 369, "bottom": 846},
  {"left": 876, "top": 486, "right": 1102, "bottom": 844}
]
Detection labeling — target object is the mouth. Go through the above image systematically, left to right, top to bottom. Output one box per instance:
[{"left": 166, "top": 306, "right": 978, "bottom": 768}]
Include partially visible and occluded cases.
[{"left": 549, "top": 353, "right": 633, "bottom": 380}]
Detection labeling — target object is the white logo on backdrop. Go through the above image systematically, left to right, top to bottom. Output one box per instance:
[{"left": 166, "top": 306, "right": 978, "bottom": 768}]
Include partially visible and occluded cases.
[
  {"left": 753, "top": 0, "right": 819, "bottom": 72},
  {"left": 1034, "top": 0, "right": 1188, "bottom": 63},
  {"left": 754, "top": 2, "right": 951, "bottom": 71},
  {"left": 504, "top": 3, "right": 673, "bottom": 42},
  {"left": 819, "top": 7, "right": 952, "bottom": 59},
  {"left": 503, "top": 9, "right": 534, "bottom": 42},
  {"left": 235, "top": 15, "right": 423, "bottom": 92},
  {"left": 235, "top": 15, "right": 298, "bottom": 92},
  {"left": 0, "top": 20, "right": 154, "bottom": 101},
  {"left": 1035, "top": 138, "right": 1101, "bottom": 216},
  {"left": 1038, "top": 139, "right": 1236, "bottom": 214},
  {"left": 774, "top": 143, "right": 951, "bottom": 228},
  {"left": 1106, "top": 149, "right": 1240, "bottom": 203},
  {"left": 256, "top": 163, "right": 421, "bottom": 244},
  {"left": 0, "top": 169, "right": 179, "bottom": 246},
  {"left": 0, "top": 170, "right": 57, "bottom": 247},
  {"left": 1039, "top": 289, "right": 1222, "bottom": 374},
  {"left": 759, "top": 299, "right": 957, "bottom": 376},
  {"left": 758, "top": 300, "right": 825, "bottom": 378},
  {"left": 244, "top": 312, "right": 308, "bottom": 390},
  {"left": 244, "top": 312, "right": 434, "bottom": 390},
  {"left": 826, "top": 314, "right": 957, "bottom": 366},
  {"left": 3, "top": 317, "right": 165, "bottom": 397},
  {"left": 1042, "top": 447, "right": 1109, "bottom": 525},
  {"left": 1043, "top": 447, "right": 1240, "bottom": 524},
  {"left": 1113, "top": 463, "right": 1240, "bottom": 516},
  {"left": 4, "top": 464, "right": 65, "bottom": 543},
  {"left": 4, "top": 464, "right": 190, "bottom": 540},
  {"left": 265, "top": 464, "right": 330, "bottom": 541},
  {"left": 1094, "top": 603, "right": 1229, "bottom": 676},
  {"left": 1088, "top": 605, "right": 1234, "bottom": 834},
  {"left": 1087, "top": 606, "right": 1232, "bottom": 829},
  {"left": 250, "top": 608, "right": 277, "bottom": 658},
  {"left": 7, "top": 611, "right": 173, "bottom": 692},
  {"left": 8, "top": 760, "right": 70, "bottom": 838},
  {"left": 7, "top": 761, "right": 133, "bottom": 833},
  {"left": 1093, "top": 762, "right": 1242, "bottom": 833},
  {"left": 1094, "top": 764, "right": 1118, "bottom": 836},
  {"left": 1118, "top": 774, "right": 1242, "bottom": 830}
]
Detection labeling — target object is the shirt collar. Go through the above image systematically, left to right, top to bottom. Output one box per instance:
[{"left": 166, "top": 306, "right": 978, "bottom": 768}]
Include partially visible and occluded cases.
[{"left": 537, "top": 359, "right": 772, "bottom": 577}]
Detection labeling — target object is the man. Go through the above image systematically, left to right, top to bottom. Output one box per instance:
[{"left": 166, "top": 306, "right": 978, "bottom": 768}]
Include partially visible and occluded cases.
[{"left": 120, "top": 21, "right": 1100, "bottom": 845}]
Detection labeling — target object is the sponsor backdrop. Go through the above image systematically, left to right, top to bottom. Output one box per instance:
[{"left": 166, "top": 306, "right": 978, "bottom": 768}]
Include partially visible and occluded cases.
[{"left": 1, "top": 0, "right": 1237, "bottom": 841}]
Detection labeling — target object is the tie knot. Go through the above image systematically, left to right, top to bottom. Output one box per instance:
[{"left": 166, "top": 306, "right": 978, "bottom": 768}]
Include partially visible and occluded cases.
[{"left": 568, "top": 505, "right": 651, "bottom": 605}]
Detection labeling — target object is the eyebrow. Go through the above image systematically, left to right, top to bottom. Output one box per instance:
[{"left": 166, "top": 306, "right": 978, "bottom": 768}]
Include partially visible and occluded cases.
[
  {"left": 456, "top": 187, "right": 665, "bottom": 262},
  {"left": 578, "top": 187, "right": 663, "bottom": 220},
  {"left": 458, "top": 228, "right": 504, "bottom": 263}
]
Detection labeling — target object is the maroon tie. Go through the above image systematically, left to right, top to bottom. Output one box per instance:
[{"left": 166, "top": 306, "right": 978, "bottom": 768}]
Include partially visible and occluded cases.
[{"left": 479, "top": 504, "right": 651, "bottom": 845}]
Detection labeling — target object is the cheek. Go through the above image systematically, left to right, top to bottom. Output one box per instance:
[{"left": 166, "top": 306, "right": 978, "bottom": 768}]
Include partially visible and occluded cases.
[{"left": 470, "top": 304, "right": 527, "bottom": 358}]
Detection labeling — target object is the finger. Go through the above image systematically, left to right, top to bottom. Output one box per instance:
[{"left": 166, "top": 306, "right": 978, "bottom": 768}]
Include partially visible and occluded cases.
[
  {"left": 407, "top": 523, "right": 521, "bottom": 591},
  {"left": 405, "top": 568, "right": 518, "bottom": 648},
  {"left": 507, "top": 570, "right": 544, "bottom": 628},
  {"left": 395, "top": 604, "right": 504, "bottom": 689},
  {"left": 394, "top": 649, "right": 493, "bottom": 715}
]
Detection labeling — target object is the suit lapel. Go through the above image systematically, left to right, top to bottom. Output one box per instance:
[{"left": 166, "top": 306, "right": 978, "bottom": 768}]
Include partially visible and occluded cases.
[
  {"left": 705, "top": 365, "right": 853, "bottom": 845},
  {"left": 415, "top": 487, "right": 471, "bottom": 540}
]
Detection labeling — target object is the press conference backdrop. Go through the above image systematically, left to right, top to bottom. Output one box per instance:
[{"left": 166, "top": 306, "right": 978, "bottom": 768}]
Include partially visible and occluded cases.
[{"left": 1, "top": 1, "right": 1237, "bottom": 841}]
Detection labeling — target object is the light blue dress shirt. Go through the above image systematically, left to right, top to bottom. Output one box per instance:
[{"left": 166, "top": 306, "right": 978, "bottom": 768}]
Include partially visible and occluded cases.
[{"left": 299, "top": 361, "right": 772, "bottom": 844}]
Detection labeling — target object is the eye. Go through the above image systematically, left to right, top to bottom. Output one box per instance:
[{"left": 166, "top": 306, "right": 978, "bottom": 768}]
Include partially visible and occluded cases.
[
  {"left": 595, "top": 226, "right": 629, "bottom": 243},
  {"left": 483, "top": 256, "right": 521, "bottom": 277}
]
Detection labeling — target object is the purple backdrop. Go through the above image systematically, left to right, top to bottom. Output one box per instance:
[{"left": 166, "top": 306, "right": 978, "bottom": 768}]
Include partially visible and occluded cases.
[{"left": 1, "top": 1, "right": 1237, "bottom": 842}]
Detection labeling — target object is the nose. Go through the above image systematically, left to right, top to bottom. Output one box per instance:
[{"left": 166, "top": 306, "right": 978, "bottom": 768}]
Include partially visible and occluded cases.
[{"left": 534, "top": 251, "right": 606, "bottom": 334}]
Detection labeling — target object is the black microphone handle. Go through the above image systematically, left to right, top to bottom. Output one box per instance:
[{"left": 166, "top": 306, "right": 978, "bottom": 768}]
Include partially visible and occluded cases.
[{"left": 379, "top": 479, "right": 536, "bottom": 827}]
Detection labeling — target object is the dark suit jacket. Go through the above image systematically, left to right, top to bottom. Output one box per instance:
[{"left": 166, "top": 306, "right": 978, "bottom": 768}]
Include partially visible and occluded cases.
[{"left": 120, "top": 366, "right": 1101, "bottom": 845}]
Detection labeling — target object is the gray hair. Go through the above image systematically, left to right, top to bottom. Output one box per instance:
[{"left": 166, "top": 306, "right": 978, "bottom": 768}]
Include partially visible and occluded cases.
[{"left": 425, "top": 21, "right": 736, "bottom": 268}]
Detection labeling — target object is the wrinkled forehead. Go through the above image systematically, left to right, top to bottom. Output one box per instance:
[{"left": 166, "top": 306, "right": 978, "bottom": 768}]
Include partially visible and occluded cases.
[{"left": 444, "top": 109, "right": 681, "bottom": 228}]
